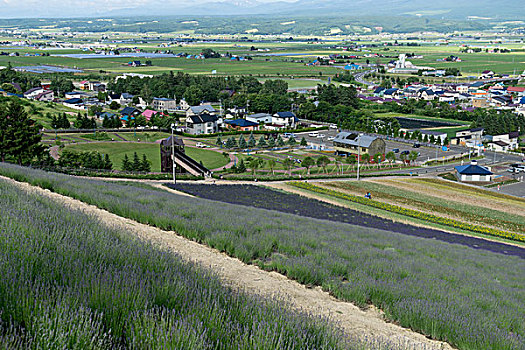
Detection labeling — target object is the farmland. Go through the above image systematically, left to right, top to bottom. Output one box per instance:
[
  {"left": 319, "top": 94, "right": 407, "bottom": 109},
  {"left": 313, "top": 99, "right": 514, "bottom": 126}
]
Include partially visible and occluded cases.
[
  {"left": 1, "top": 162, "right": 524, "bottom": 349},
  {"left": 0, "top": 176, "right": 345, "bottom": 349},
  {"left": 313, "top": 179, "right": 525, "bottom": 235}
]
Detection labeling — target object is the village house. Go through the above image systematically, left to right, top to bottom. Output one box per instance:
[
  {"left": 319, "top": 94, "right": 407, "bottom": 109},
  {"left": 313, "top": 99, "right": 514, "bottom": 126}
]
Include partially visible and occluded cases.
[
  {"left": 23, "top": 87, "right": 44, "bottom": 99},
  {"left": 33, "top": 90, "right": 54, "bottom": 102},
  {"left": 65, "top": 91, "right": 89, "bottom": 99},
  {"left": 108, "top": 93, "right": 134, "bottom": 106},
  {"left": 152, "top": 97, "right": 177, "bottom": 112},
  {"left": 62, "top": 98, "right": 85, "bottom": 110},
  {"left": 186, "top": 104, "right": 216, "bottom": 118},
  {"left": 272, "top": 111, "right": 298, "bottom": 129},
  {"left": 186, "top": 113, "right": 219, "bottom": 135},
  {"left": 246, "top": 113, "right": 272, "bottom": 126},
  {"left": 224, "top": 119, "right": 259, "bottom": 131},
  {"left": 451, "top": 128, "right": 484, "bottom": 146},
  {"left": 333, "top": 132, "right": 386, "bottom": 158},
  {"left": 486, "top": 132, "right": 520, "bottom": 151},
  {"left": 455, "top": 160, "right": 493, "bottom": 182}
]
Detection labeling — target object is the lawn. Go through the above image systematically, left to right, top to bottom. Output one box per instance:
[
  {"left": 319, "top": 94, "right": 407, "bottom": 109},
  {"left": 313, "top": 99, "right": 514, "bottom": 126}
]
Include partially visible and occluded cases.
[{"left": 64, "top": 142, "right": 228, "bottom": 171}]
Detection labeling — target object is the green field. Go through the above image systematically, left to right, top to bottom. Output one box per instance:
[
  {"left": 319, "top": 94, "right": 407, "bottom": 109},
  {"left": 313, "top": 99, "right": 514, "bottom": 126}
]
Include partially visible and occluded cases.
[{"left": 64, "top": 142, "right": 229, "bottom": 171}]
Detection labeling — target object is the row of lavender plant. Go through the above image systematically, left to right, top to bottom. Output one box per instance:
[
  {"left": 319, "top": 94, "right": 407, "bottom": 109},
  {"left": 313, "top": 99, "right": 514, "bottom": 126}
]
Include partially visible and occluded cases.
[
  {"left": 0, "top": 163, "right": 524, "bottom": 349},
  {"left": 0, "top": 178, "right": 346, "bottom": 349}
]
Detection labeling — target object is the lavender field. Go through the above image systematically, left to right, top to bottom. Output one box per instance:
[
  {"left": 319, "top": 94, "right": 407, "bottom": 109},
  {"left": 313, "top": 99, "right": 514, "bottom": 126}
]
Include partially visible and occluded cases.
[
  {"left": 1, "top": 163, "right": 524, "bottom": 349},
  {"left": 0, "top": 178, "right": 345, "bottom": 349},
  {"left": 169, "top": 183, "right": 525, "bottom": 258}
]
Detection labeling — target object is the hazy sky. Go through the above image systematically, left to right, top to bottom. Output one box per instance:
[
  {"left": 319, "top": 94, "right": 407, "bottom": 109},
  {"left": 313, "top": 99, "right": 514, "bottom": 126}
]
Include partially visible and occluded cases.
[{"left": 0, "top": 0, "right": 293, "bottom": 18}]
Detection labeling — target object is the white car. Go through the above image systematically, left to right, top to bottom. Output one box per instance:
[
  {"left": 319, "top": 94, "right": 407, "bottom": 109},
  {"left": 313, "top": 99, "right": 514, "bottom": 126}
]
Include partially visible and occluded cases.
[
  {"left": 329, "top": 124, "right": 338, "bottom": 129},
  {"left": 308, "top": 132, "right": 319, "bottom": 137},
  {"left": 317, "top": 134, "right": 325, "bottom": 138},
  {"left": 327, "top": 136, "right": 335, "bottom": 141},
  {"left": 195, "top": 142, "right": 206, "bottom": 148}
]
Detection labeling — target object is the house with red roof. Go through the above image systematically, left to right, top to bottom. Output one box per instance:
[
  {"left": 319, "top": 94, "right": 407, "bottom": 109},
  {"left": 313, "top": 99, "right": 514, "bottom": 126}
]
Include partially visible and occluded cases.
[{"left": 141, "top": 109, "right": 165, "bottom": 121}]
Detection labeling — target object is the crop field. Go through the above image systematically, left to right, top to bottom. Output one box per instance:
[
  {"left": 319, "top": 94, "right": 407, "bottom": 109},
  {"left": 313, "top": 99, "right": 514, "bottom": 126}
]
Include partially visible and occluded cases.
[
  {"left": 3, "top": 36, "right": 523, "bottom": 77},
  {"left": 63, "top": 142, "right": 229, "bottom": 171},
  {"left": 1, "top": 163, "right": 524, "bottom": 349},
  {"left": 0, "top": 178, "right": 345, "bottom": 349},
  {"left": 316, "top": 180, "right": 525, "bottom": 235},
  {"left": 169, "top": 183, "right": 525, "bottom": 250}
]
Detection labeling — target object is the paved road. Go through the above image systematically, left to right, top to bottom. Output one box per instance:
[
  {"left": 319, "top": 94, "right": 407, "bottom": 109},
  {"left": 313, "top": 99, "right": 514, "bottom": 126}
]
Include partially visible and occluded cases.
[{"left": 354, "top": 69, "right": 376, "bottom": 86}]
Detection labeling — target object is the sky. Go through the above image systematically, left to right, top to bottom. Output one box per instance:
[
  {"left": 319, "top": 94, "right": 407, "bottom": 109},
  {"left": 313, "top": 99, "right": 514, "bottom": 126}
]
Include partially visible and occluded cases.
[{"left": 0, "top": 0, "right": 292, "bottom": 18}]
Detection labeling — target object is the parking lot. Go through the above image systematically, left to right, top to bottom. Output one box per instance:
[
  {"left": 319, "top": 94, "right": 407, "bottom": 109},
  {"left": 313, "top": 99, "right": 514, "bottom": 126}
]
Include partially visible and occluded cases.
[{"left": 295, "top": 129, "right": 467, "bottom": 162}]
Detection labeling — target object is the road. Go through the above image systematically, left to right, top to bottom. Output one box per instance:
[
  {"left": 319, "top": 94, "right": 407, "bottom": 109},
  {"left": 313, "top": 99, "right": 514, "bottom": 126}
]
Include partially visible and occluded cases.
[{"left": 354, "top": 69, "right": 376, "bottom": 86}]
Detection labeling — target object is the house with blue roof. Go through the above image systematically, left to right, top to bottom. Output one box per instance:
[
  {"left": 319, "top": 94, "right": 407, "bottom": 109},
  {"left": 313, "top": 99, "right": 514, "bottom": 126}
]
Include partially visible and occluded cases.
[
  {"left": 344, "top": 63, "right": 362, "bottom": 70},
  {"left": 373, "top": 87, "right": 386, "bottom": 96},
  {"left": 383, "top": 88, "right": 400, "bottom": 99},
  {"left": 120, "top": 107, "right": 141, "bottom": 122},
  {"left": 272, "top": 111, "right": 298, "bottom": 129},
  {"left": 224, "top": 119, "right": 259, "bottom": 131},
  {"left": 455, "top": 160, "right": 493, "bottom": 182}
]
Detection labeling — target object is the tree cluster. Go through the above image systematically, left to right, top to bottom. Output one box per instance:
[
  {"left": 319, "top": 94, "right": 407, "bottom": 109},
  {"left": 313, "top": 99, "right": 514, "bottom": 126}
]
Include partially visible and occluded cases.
[
  {"left": 0, "top": 99, "right": 44, "bottom": 164},
  {"left": 58, "top": 150, "right": 112, "bottom": 170},
  {"left": 121, "top": 152, "right": 151, "bottom": 172}
]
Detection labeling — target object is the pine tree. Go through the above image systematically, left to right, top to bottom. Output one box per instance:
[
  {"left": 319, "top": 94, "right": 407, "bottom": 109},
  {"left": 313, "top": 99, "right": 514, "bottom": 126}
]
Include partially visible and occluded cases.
[
  {"left": 0, "top": 100, "right": 43, "bottom": 164},
  {"left": 60, "top": 114, "right": 70, "bottom": 129},
  {"left": 247, "top": 133, "right": 256, "bottom": 148},
  {"left": 238, "top": 135, "right": 247, "bottom": 148},
  {"left": 276, "top": 135, "right": 285, "bottom": 147},
  {"left": 216, "top": 136, "right": 223, "bottom": 147},
  {"left": 258, "top": 136, "right": 267, "bottom": 148},
  {"left": 288, "top": 136, "right": 296, "bottom": 146},
  {"left": 225, "top": 137, "right": 235, "bottom": 149},
  {"left": 267, "top": 137, "right": 275, "bottom": 148},
  {"left": 300, "top": 137, "right": 307, "bottom": 146},
  {"left": 132, "top": 152, "right": 141, "bottom": 171},
  {"left": 104, "top": 154, "right": 113, "bottom": 170},
  {"left": 122, "top": 154, "right": 131, "bottom": 171},
  {"left": 140, "top": 154, "right": 151, "bottom": 172},
  {"left": 237, "top": 159, "right": 246, "bottom": 173}
]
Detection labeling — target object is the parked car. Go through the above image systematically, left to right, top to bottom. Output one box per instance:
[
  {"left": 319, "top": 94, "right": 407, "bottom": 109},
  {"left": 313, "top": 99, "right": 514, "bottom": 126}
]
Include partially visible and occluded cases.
[
  {"left": 329, "top": 124, "right": 338, "bottom": 129},
  {"left": 308, "top": 132, "right": 319, "bottom": 137},
  {"left": 283, "top": 133, "right": 292, "bottom": 138},
  {"left": 317, "top": 134, "right": 325, "bottom": 138},
  {"left": 327, "top": 136, "right": 335, "bottom": 141},
  {"left": 195, "top": 142, "right": 206, "bottom": 148},
  {"left": 413, "top": 143, "right": 421, "bottom": 148},
  {"left": 392, "top": 148, "right": 400, "bottom": 153},
  {"left": 401, "top": 150, "right": 410, "bottom": 155},
  {"left": 507, "top": 168, "right": 520, "bottom": 173}
]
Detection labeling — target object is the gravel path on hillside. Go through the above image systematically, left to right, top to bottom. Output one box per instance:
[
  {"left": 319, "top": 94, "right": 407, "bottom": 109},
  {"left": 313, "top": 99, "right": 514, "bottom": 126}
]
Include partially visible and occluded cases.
[{"left": 4, "top": 176, "right": 452, "bottom": 350}]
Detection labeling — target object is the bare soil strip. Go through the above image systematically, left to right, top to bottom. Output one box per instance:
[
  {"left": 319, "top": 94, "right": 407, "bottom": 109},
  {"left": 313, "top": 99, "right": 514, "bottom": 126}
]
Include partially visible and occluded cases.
[
  {"left": 3, "top": 176, "right": 452, "bottom": 350},
  {"left": 372, "top": 178, "right": 525, "bottom": 215}
]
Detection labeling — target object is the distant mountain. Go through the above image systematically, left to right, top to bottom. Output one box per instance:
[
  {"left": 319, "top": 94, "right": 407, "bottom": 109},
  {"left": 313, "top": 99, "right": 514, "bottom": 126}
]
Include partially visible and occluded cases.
[{"left": 113, "top": 0, "right": 524, "bottom": 20}]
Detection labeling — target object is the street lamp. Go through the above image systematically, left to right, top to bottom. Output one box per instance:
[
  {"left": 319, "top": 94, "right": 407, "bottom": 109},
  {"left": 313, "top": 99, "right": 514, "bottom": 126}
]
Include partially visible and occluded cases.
[{"left": 171, "top": 123, "right": 176, "bottom": 185}]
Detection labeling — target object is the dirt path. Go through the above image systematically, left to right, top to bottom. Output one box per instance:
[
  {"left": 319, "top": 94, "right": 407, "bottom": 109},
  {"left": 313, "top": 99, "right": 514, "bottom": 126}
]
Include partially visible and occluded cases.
[{"left": 3, "top": 176, "right": 452, "bottom": 350}]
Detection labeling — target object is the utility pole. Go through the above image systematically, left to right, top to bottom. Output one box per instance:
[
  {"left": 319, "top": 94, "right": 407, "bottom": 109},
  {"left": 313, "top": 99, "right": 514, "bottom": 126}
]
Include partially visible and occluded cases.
[
  {"left": 171, "top": 123, "right": 176, "bottom": 185},
  {"left": 357, "top": 134, "right": 361, "bottom": 180}
]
